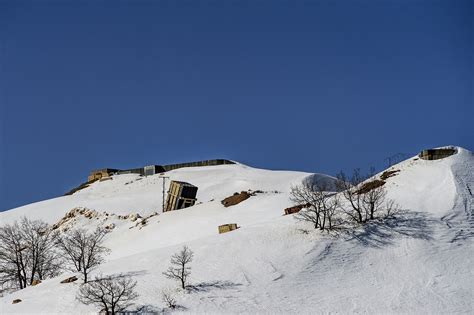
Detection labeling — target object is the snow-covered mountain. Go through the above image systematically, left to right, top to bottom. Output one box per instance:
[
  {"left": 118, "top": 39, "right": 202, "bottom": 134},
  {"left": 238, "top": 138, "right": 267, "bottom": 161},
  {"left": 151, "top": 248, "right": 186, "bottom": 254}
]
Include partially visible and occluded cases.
[{"left": 0, "top": 147, "right": 473, "bottom": 314}]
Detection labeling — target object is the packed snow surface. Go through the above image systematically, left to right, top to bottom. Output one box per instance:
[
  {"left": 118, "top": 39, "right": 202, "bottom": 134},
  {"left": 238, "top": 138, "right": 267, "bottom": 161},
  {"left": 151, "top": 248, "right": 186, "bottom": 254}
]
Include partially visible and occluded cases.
[{"left": 0, "top": 149, "right": 473, "bottom": 314}]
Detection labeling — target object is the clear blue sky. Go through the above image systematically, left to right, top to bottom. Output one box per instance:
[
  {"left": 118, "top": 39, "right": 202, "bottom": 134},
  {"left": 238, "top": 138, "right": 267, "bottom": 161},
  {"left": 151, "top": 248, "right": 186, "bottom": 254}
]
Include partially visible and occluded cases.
[{"left": 0, "top": 0, "right": 472, "bottom": 211}]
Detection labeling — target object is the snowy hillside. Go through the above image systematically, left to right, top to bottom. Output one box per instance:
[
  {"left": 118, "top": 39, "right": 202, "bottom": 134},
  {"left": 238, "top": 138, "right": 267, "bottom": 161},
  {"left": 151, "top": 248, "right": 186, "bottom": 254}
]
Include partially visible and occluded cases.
[{"left": 0, "top": 149, "right": 473, "bottom": 314}]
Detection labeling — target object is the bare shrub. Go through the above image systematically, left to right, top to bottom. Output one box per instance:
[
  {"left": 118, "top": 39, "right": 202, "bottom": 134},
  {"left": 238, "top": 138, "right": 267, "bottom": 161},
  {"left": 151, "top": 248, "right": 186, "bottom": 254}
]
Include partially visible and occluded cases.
[
  {"left": 163, "top": 246, "right": 193, "bottom": 290},
  {"left": 76, "top": 274, "right": 138, "bottom": 315},
  {"left": 161, "top": 288, "right": 178, "bottom": 309}
]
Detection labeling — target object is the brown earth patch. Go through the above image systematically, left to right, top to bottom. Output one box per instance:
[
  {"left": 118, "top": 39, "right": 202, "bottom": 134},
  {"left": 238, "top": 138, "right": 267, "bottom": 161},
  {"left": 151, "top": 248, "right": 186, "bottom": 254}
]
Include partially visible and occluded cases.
[
  {"left": 380, "top": 169, "right": 400, "bottom": 180},
  {"left": 64, "top": 178, "right": 98, "bottom": 196},
  {"left": 356, "top": 180, "right": 386, "bottom": 194},
  {"left": 221, "top": 191, "right": 252, "bottom": 207},
  {"left": 284, "top": 203, "right": 311, "bottom": 215},
  {"left": 60, "top": 276, "right": 78, "bottom": 284}
]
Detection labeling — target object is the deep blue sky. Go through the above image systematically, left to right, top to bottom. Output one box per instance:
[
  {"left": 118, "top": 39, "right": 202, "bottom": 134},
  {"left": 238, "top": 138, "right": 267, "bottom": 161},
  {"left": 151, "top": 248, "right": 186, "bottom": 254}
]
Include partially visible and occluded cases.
[{"left": 0, "top": 0, "right": 472, "bottom": 211}]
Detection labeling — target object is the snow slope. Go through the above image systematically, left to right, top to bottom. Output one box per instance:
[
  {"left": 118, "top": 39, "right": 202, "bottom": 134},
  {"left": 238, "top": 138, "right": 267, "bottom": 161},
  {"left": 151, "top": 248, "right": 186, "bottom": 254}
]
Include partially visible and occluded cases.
[{"left": 0, "top": 149, "right": 473, "bottom": 314}]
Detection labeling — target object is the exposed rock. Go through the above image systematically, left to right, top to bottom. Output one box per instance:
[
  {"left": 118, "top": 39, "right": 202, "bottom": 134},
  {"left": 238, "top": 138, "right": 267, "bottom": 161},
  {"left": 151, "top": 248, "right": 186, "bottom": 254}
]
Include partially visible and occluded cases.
[
  {"left": 380, "top": 169, "right": 400, "bottom": 180},
  {"left": 356, "top": 180, "right": 386, "bottom": 194},
  {"left": 222, "top": 191, "right": 252, "bottom": 207},
  {"left": 284, "top": 203, "right": 310, "bottom": 215},
  {"left": 52, "top": 207, "right": 100, "bottom": 231},
  {"left": 129, "top": 213, "right": 142, "bottom": 222},
  {"left": 104, "top": 223, "right": 115, "bottom": 230},
  {"left": 60, "top": 276, "right": 78, "bottom": 284},
  {"left": 31, "top": 279, "right": 41, "bottom": 286},
  {"left": 12, "top": 299, "right": 22, "bottom": 304}
]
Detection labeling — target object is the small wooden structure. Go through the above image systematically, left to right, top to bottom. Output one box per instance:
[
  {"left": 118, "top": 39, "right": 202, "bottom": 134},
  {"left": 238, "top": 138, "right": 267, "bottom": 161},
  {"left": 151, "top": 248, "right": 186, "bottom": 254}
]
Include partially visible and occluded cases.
[
  {"left": 419, "top": 148, "right": 456, "bottom": 160},
  {"left": 87, "top": 168, "right": 120, "bottom": 182},
  {"left": 164, "top": 181, "right": 198, "bottom": 212},
  {"left": 284, "top": 204, "right": 309, "bottom": 215},
  {"left": 218, "top": 223, "right": 238, "bottom": 234}
]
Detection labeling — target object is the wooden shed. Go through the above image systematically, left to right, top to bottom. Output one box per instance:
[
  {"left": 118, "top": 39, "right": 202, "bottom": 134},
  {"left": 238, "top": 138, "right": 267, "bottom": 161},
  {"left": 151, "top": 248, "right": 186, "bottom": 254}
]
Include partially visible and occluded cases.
[
  {"left": 87, "top": 168, "right": 120, "bottom": 182},
  {"left": 164, "top": 181, "right": 198, "bottom": 212},
  {"left": 218, "top": 223, "right": 238, "bottom": 234}
]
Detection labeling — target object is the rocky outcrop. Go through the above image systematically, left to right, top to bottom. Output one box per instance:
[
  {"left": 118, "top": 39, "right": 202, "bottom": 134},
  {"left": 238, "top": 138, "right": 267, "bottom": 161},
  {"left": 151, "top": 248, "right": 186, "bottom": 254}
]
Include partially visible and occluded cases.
[
  {"left": 222, "top": 191, "right": 252, "bottom": 207},
  {"left": 60, "top": 276, "right": 78, "bottom": 284},
  {"left": 31, "top": 279, "right": 41, "bottom": 286}
]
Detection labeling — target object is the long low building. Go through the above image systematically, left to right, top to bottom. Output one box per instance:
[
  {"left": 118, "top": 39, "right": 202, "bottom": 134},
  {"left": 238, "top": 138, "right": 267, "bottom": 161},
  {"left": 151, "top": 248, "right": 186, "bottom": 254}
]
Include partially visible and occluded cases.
[{"left": 87, "top": 159, "right": 235, "bottom": 182}]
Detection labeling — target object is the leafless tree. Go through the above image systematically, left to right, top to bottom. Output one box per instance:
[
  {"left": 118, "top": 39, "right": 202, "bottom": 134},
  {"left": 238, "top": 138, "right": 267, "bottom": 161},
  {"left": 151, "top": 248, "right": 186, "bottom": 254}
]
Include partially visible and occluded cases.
[
  {"left": 338, "top": 168, "right": 400, "bottom": 223},
  {"left": 336, "top": 169, "right": 366, "bottom": 223},
  {"left": 290, "top": 180, "right": 339, "bottom": 230},
  {"left": 361, "top": 182, "right": 386, "bottom": 220},
  {"left": 0, "top": 217, "right": 60, "bottom": 293},
  {"left": 19, "top": 218, "right": 61, "bottom": 284},
  {"left": 0, "top": 221, "right": 28, "bottom": 291},
  {"left": 57, "top": 228, "right": 110, "bottom": 283},
  {"left": 163, "top": 245, "right": 193, "bottom": 290},
  {"left": 76, "top": 274, "right": 138, "bottom": 315},
  {"left": 161, "top": 288, "right": 178, "bottom": 309}
]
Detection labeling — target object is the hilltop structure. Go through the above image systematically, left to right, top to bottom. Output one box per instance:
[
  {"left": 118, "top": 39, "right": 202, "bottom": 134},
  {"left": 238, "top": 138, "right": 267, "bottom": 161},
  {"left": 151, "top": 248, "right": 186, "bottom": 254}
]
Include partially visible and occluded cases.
[
  {"left": 418, "top": 148, "right": 457, "bottom": 160},
  {"left": 87, "top": 159, "right": 234, "bottom": 182}
]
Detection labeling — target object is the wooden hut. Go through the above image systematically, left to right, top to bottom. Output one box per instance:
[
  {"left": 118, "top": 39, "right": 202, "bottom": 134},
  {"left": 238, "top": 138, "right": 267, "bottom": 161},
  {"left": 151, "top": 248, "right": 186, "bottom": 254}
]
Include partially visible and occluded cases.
[
  {"left": 87, "top": 168, "right": 120, "bottom": 182},
  {"left": 164, "top": 181, "right": 198, "bottom": 212},
  {"left": 218, "top": 223, "right": 238, "bottom": 234}
]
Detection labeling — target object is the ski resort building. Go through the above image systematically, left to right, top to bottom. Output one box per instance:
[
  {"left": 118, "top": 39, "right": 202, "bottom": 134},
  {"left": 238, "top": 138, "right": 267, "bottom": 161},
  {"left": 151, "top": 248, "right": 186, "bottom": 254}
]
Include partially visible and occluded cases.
[{"left": 164, "top": 181, "right": 198, "bottom": 211}]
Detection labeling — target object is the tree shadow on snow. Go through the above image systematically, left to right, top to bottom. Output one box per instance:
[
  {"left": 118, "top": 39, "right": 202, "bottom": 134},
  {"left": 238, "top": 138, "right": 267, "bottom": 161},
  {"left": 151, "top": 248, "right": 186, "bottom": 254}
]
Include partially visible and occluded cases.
[
  {"left": 344, "top": 211, "right": 437, "bottom": 248},
  {"left": 106, "top": 270, "right": 148, "bottom": 279},
  {"left": 187, "top": 280, "right": 242, "bottom": 293},
  {"left": 122, "top": 304, "right": 188, "bottom": 315}
]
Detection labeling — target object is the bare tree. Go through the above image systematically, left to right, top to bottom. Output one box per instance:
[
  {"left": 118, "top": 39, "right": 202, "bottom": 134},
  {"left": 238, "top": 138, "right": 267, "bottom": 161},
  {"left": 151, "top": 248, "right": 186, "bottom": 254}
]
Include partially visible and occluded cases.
[
  {"left": 338, "top": 168, "right": 400, "bottom": 223},
  {"left": 336, "top": 169, "right": 366, "bottom": 223},
  {"left": 290, "top": 180, "right": 339, "bottom": 230},
  {"left": 361, "top": 182, "right": 386, "bottom": 220},
  {"left": 0, "top": 217, "right": 61, "bottom": 293},
  {"left": 19, "top": 218, "right": 61, "bottom": 284},
  {"left": 0, "top": 221, "right": 28, "bottom": 291},
  {"left": 57, "top": 228, "right": 110, "bottom": 283},
  {"left": 163, "top": 246, "right": 193, "bottom": 290},
  {"left": 76, "top": 274, "right": 138, "bottom": 315}
]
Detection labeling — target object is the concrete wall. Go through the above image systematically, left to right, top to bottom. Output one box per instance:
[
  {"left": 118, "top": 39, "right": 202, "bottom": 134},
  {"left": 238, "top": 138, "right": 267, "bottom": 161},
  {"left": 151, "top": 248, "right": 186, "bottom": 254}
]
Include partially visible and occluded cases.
[
  {"left": 418, "top": 148, "right": 456, "bottom": 160},
  {"left": 88, "top": 159, "right": 234, "bottom": 181},
  {"left": 163, "top": 159, "right": 234, "bottom": 171}
]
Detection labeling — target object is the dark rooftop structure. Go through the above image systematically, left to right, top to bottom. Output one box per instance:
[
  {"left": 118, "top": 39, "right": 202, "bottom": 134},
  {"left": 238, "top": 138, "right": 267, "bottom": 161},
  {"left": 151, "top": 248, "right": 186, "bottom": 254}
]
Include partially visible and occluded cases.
[{"left": 418, "top": 148, "right": 457, "bottom": 160}]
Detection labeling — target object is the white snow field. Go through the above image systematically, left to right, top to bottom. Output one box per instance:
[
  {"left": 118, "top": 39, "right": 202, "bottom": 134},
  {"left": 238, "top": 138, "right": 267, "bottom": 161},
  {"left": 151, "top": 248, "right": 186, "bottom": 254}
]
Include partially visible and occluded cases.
[{"left": 0, "top": 147, "right": 473, "bottom": 314}]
